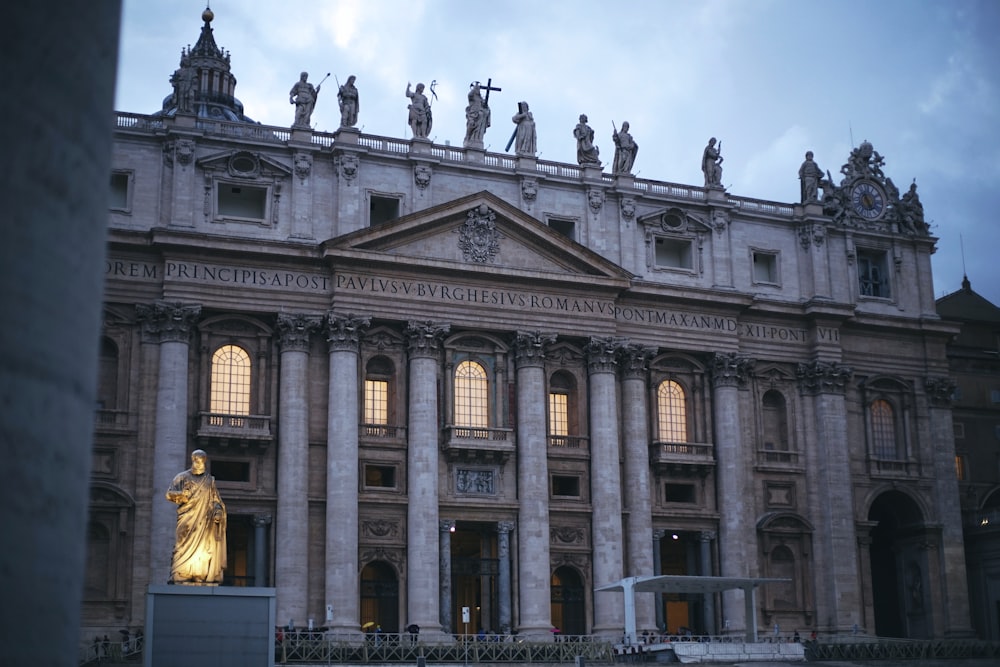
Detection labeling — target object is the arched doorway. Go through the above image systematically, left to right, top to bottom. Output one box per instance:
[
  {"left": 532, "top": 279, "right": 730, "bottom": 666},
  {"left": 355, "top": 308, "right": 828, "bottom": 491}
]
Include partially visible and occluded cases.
[
  {"left": 868, "top": 490, "right": 930, "bottom": 638},
  {"left": 361, "top": 561, "right": 399, "bottom": 633},
  {"left": 552, "top": 566, "right": 586, "bottom": 635}
]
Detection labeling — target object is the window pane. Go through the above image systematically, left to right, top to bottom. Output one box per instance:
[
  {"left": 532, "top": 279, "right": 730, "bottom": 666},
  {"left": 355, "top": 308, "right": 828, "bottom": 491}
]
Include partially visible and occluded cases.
[
  {"left": 210, "top": 345, "right": 251, "bottom": 415},
  {"left": 455, "top": 360, "right": 488, "bottom": 428},
  {"left": 365, "top": 379, "right": 389, "bottom": 424},
  {"left": 657, "top": 380, "right": 687, "bottom": 442},
  {"left": 549, "top": 392, "right": 569, "bottom": 436},
  {"left": 871, "top": 399, "right": 896, "bottom": 459}
]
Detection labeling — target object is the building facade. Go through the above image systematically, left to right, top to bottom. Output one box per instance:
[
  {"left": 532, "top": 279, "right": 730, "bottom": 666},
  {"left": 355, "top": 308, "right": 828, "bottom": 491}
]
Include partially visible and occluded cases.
[{"left": 84, "top": 9, "right": 973, "bottom": 644}]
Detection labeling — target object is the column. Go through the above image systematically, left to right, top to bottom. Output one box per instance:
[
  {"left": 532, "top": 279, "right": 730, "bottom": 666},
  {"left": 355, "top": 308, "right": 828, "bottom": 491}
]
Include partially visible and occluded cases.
[
  {"left": 137, "top": 301, "right": 201, "bottom": 586},
  {"left": 275, "top": 313, "right": 321, "bottom": 627},
  {"left": 325, "top": 315, "right": 369, "bottom": 634},
  {"left": 406, "top": 321, "right": 450, "bottom": 639},
  {"left": 514, "top": 331, "right": 556, "bottom": 638},
  {"left": 587, "top": 337, "right": 625, "bottom": 637},
  {"left": 620, "top": 345, "right": 656, "bottom": 632},
  {"left": 710, "top": 352, "right": 754, "bottom": 635},
  {"left": 797, "top": 360, "right": 859, "bottom": 633},
  {"left": 924, "top": 377, "right": 974, "bottom": 636},
  {"left": 254, "top": 514, "right": 272, "bottom": 587},
  {"left": 439, "top": 520, "right": 454, "bottom": 633},
  {"left": 497, "top": 521, "right": 514, "bottom": 634},
  {"left": 653, "top": 530, "right": 665, "bottom": 631},
  {"left": 699, "top": 531, "right": 716, "bottom": 634}
]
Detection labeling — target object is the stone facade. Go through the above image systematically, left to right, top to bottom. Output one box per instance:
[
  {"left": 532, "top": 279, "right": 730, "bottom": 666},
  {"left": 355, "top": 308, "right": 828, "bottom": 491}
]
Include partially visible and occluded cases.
[{"left": 83, "top": 10, "right": 975, "bottom": 648}]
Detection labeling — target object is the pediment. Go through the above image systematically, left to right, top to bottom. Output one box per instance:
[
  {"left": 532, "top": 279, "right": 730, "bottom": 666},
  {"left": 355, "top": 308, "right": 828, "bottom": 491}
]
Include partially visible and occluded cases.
[
  {"left": 196, "top": 149, "right": 292, "bottom": 178},
  {"left": 324, "top": 191, "right": 632, "bottom": 285},
  {"left": 638, "top": 206, "right": 714, "bottom": 234}
]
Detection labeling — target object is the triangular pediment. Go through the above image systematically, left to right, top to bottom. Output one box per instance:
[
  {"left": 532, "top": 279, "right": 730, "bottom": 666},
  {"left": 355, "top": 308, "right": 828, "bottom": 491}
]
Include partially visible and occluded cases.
[
  {"left": 323, "top": 191, "right": 632, "bottom": 286},
  {"left": 638, "top": 206, "right": 714, "bottom": 234}
]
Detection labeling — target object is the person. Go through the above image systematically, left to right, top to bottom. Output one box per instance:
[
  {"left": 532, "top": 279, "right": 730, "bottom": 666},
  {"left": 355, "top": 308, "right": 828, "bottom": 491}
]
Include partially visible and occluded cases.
[
  {"left": 289, "top": 71, "right": 320, "bottom": 128},
  {"left": 337, "top": 75, "right": 359, "bottom": 127},
  {"left": 405, "top": 82, "right": 432, "bottom": 138},
  {"left": 464, "top": 82, "right": 491, "bottom": 147},
  {"left": 511, "top": 101, "right": 536, "bottom": 156},
  {"left": 573, "top": 114, "right": 600, "bottom": 165},
  {"left": 612, "top": 121, "right": 638, "bottom": 174},
  {"left": 702, "top": 137, "right": 723, "bottom": 187},
  {"left": 798, "top": 151, "right": 822, "bottom": 203},
  {"left": 165, "top": 449, "right": 227, "bottom": 584},
  {"left": 407, "top": 623, "right": 420, "bottom": 643}
]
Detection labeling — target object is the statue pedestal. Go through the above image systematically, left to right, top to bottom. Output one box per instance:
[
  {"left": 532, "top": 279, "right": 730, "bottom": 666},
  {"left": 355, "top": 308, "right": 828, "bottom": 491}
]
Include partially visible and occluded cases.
[{"left": 145, "top": 585, "right": 276, "bottom": 667}]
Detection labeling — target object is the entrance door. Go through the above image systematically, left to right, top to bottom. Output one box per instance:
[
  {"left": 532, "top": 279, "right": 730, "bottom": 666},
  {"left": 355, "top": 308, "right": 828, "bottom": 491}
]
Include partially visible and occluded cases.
[
  {"left": 868, "top": 491, "right": 929, "bottom": 638},
  {"left": 361, "top": 561, "right": 400, "bottom": 632},
  {"left": 551, "top": 566, "right": 586, "bottom": 635}
]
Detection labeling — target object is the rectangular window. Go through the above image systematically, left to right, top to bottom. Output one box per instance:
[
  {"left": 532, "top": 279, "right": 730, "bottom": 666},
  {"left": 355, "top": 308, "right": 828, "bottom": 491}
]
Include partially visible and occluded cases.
[
  {"left": 110, "top": 171, "right": 130, "bottom": 211},
  {"left": 218, "top": 183, "right": 267, "bottom": 221},
  {"left": 370, "top": 194, "right": 400, "bottom": 226},
  {"left": 548, "top": 217, "right": 576, "bottom": 241},
  {"left": 655, "top": 238, "right": 693, "bottom": 269},
  {"left": 858, "top": 250, "right": 890, "bottom": 298},
  {"left": 752, "top": 251, "right": 779, "bottom": 284},
  {"left": 364, "top": 379, "right": 388, "bottom": 425},
  {"left": 549, "top": 393, "right": 569, "bottom": 437},
  {"left": 954, "top": 422, "right": 965, "bottom": 439},
  {"left": 955, "top": 455, "right": 967, "bottom": 481},
  {"left": 211, "top": 459, "right": 251, "bottom": 483},
  {"left": 364, "top": 464, "right": 396, "bottom": 489},
  {"left": 551, "top": 475, "right": 580, "bottom": 498},
  {"left": 665, "top": 483, "right": 696, "bottom": 503}
]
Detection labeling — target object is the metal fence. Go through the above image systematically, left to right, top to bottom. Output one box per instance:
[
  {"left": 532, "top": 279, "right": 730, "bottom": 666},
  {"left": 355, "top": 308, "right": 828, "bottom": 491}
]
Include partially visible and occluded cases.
[{"left": 806, "top": 637, "right": 1000, "bottom": 661}]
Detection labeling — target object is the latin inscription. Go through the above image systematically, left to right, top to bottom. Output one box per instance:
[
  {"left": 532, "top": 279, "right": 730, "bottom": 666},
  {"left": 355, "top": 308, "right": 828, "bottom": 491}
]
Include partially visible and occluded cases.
[{"left": 105, "top": 259, "right": 330, "bottom": 291}]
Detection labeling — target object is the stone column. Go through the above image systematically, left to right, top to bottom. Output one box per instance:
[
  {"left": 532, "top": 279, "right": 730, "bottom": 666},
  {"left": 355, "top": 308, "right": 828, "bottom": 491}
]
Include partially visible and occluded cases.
[
  {"left": 136, "top": 301, "right": 201, "bottom": 586},
  {"left": 275, "top": 313, "right": 321, "bottom": 627},
  {"left": 325, "top": 314, "right": 370, "bottom": 634},
  {"left": 406, "top": 321, "right": 450, "bottom": 639},
  {"left": 514, "top": 331, "right": 556, "bottom": 638},
  {"left": 587, "top": 337, "right": 626, "bottom": 637},
  {"left": 620, "top": 344, "right": 656, "bottom": 632},
  {"left": 710, "top": 352, "right": 754, "bottom": 635},
  {"left": 797, "top": 360, "right": 860, "bottom": 633},
  {"left": 924, "top": 377, "right": 974, "bottom": 636},
  {"left": 254, "top": 514, "right": 272, "bottom": 587},
  {"left": 440, "top": 520, "right": 455, "bottom": 633},
  {"left": 497, "top": 521, "right": 514, "bottom": 634},
  {"left": 653, "top": 530, "right": 665, "bottom": 631},
  {"left": 699, "top": 531, "right": 716, "bottom": 633}
]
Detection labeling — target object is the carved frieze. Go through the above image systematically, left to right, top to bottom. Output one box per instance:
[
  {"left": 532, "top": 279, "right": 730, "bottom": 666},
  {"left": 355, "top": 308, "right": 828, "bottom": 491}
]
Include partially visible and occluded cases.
[
  {"left": 456, "top": 468, "right": 495, "bottom": 495},
  {"left": 361, "top": 519, "right": 400, "bottom": 539},
  {"left": 551, "top": 526, "right": 585, "bottom": 545}
]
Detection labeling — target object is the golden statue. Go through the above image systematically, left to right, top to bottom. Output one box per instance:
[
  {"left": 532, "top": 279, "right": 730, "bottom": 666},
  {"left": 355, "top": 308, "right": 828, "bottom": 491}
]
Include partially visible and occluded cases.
[{"left": 166, "top": 449, "right": 227, "bottom": 584}]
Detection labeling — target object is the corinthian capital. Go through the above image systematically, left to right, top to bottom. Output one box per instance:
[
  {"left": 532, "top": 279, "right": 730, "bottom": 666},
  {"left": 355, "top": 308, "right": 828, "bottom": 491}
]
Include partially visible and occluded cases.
[
  {"left": 136, "top": 301, "right": 201, "bottom": 343},
  {"left": 276, "top": 313, "right": 322, "bottom": 352},
  {"left": 326, "top": 313, "right": 371, "bottom": 351},
  {"left": 406, "top": 320, "right": 450, "bottom": 358},
  {"left": 514, "top": 331, "right": 556, "bottom": 368},
  {"left": 586, "top": 336, "right": 624, "bottom": 374},
  {"left": 618, "top": 343, "right": 656, "bottom": 379},
  {"left": 710, "top": 352, "right": 754, "bottom": 388},
  {"left": 796, "top": 360, "right": 852, "bottom": 394},
  {"left": 924, "top": 376, "right": 957, "bottom": 407}
]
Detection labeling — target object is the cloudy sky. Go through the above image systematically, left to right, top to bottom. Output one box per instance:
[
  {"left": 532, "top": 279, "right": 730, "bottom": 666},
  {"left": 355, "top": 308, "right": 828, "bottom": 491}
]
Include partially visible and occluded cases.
[{"left": 115, "top": 0, "right": 1000, "bottom": 305}]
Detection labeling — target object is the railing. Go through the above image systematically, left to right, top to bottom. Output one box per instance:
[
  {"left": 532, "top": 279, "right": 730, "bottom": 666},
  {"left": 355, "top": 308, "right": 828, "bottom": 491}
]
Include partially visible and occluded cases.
[
  {"left": 114, "top": 111, "right": 165, "bottom": 132},
  {"left": 195, "top": 119, "right": 289, "bottom": 143},
  {"left": 358, "top": 133, "right": 411, "bottom": 154},
  {"left": 634, "top": 179, "right": 707, "bottom": 201},
  {"left": 728, "top": 196, "right": 795, "bottom": 216},
  {"left": 95, "top": 409, "right": 131, "bottom": 429},
  {"left": 197, "top": 412, "right": 272, "bottom": 440},
  {"left": 362, "top": 423, "right": 407, "bottom": 439},
  {"left": 446, "top": 425, "right": 513, "bottom": 442},
  {"left": 548, "top": 435, "right": 590, "bottom": 449},
  {"left": 654, "top": 441, "right": 713, "bottom": 458},
  {"left": 757, "top": 448, "right": 799, "bottom": 465},
  {"left": 868, "top": 457, "right": 919, "bottom": 477},
  {"left": 276, "top": 632, "right": 615, "bottom": 664},
  {"left": 79, "top": 635, "right": 144, "bottom": 665},
  {"left": 805, "top": 637, "right": 1000, "bottom": 661}
]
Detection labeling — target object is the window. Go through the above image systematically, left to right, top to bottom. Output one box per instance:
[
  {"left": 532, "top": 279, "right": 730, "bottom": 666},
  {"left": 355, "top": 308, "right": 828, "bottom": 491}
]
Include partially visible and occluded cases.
[
  {"left": 109, "top": 171, "right": 130, "bottom": 210},
  {"left": 218, "top": 182, "right": 267, "bottom": 221},
  {"left": 370, "top": 194, "right": 400, "bottom": 226},
  {"left": 548, "top": 217, "right": 576, "bottom": 241},
  {"left": 655, "top": 238, "right": 693, "bottom": 269},
  {"left": 858, "top": 250, "right": 890, "bottom": 298},
  {"left": 752, "top": 251, "right": 779, "bottom": 284},
  {"left": 210, "top": 345, "right": 251, "bottom": 415},
  {"left": 364, "top": 356, "right": 395, "bottom": 435},
  {"left": 454, "top": 360, "right": 489, "bottom": 428},
  {"left": 548, "top": 371, "right": 578, "bottom": 446},
  {"left": 365, "top": 379, "right": 388, "bottom": 424},
  {"left": 656, "top": 380, "right": 687, "bottom": 442},
  {"left": 761, "top": 390, "right": 789, "bottom": 452},
  {"left": 549, "top": 393, "right": 568, "bottom": 437},
  {"left": 870, "top": 399, "right": 898, "bottom": 459},
  {"left": 954, "top": 422, "right": 965, "bottom": 439},
  {"left": 955, "top": 455, "right": 967, "bottom": 481},
  {"left": 211, "top": 459, "right": 251, "bottom": 483},
  {"left": 364, "top": 464, "right": 396, "bottom": 489},
  {"left": 552, "top": 475, "right": 580, "bottom": 497},
  {"left": 665, "top": 483, "right": 696, "bottom": 503}
]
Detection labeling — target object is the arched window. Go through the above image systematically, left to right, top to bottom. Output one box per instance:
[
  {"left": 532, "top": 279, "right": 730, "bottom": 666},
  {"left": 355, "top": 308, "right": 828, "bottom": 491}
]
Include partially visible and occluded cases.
[
  {"left": 211, "top": 344, "right": 251, "bottom": 415},
  {"left": 364, "top": 356, "right": 395, "bottom": 427},
  {"left": 454, "top": 360, "right": 488, "bottom": 428},
  {"left": 548, "top": 371, "right": 578, "bottom": 446},
  {"left": 657, "top": 380, "right": 687, "bottom": 442},
  {"left": 762, "top": 390, "right": 789, "bottom": 451},
  {"left": 870, "top": 399, "right": 897, "bottom": 459}
]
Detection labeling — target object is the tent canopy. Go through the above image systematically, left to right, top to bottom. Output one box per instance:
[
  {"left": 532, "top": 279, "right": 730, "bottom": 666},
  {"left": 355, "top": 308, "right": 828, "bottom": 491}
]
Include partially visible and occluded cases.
[{"left": 596, "top": 574, "right": 788, "bottom": 595}]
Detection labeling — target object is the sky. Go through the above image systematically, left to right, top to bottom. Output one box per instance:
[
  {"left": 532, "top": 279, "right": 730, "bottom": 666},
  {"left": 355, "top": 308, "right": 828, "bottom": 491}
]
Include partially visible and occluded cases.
[{"left": 114, "top": 0, "right": 1000, "bottom": 306}]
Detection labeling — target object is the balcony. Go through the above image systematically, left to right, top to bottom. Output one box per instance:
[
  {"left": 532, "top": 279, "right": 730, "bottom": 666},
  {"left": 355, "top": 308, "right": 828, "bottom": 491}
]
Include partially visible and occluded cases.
[
  {"left": 95, "top": 409, "right": 134, "bottom": 432},
  {"left": 196, "top": 412, "right": 273, "bottom": 450},
  {"left": 361, "top": 423, "right": 408, "bottom": 446},
  {"left": 442, "top": 425, "right": 515, "bottom": 464},
  {"left": 548, "top": 435, "right": 590, "bottom": 459},
  {"left": 650, "top": 440, "right": 715, "bottom": 477},
  {"left": 867, "top": 457, "right": 921, "bottom": 479}
]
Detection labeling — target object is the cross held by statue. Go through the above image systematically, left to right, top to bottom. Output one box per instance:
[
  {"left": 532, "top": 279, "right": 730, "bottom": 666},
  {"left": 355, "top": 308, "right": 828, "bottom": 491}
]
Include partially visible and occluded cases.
[{"left": 473, "top": 78, "right": 501, "bottom": 105}]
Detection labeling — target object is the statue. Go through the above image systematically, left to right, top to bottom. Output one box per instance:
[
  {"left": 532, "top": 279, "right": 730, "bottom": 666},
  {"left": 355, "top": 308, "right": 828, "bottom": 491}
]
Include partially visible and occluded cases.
[
  {"left": 169, "top": 54, "right": 197, "bottom": 114},
  {"left": 289, "top": 71, "right": 321, "bottom": 128},
  {"left": 337, "top": 75, "right": 359, "bottom": 128},
  {"left": 405, "top": 82, "right": 433, "bottom": 139},
  {"left": 463, "top": 82, "right": 491, "bottom": 147},
  {"left": 510, "top": 101, "right": 536, "bottom": 156},
  {"left": 574, "top": 114, "right": 600, "bottom": 166},
  {"left": 612, "top": 121, "right": 638, "bottom": 174},
  {"left": 702, "top": 137, "right": 723, "bottom": 188},
  {"left": 798, "top": 151, "right": 822, "bottom": 203},
  {"left": 899, "top": 180, "right": 925, "bottom": 233},
  {"left": 166, "top": 449, "right": 227, "bottom": 584}
]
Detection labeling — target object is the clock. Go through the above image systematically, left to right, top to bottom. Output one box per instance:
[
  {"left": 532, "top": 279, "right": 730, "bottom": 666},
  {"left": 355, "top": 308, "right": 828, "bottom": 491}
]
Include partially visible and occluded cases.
[{"left": 851, "top": 181, "right": 886, "bottom": 219}]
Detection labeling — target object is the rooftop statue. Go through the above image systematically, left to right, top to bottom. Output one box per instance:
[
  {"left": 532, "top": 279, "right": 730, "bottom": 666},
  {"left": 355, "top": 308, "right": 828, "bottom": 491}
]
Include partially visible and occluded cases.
[
  {"left": 169, "top": 54, "right": 197, "bottom": 114},
  {"left": 289, "top": 71, "right": 324, "bottom": 128},
  {"left": 338, "top": 75, "right": 359, "bottom": 128},
  {"left": 406, "top": 82, "right": 433, "bottom": 139},
  {"left": 463, "top": 82, "right": 491, "bottom": 148},
  {"left": 509, "top": 101, "right": 536, "bottom": 156},
  {"left": 574, "top": 114, "right": 600, "bottom": 166},
  {"left": 612, "top": 121, "right": 638, "bottom": 175},
  {"left": 702, "top": 137, "right": 724, "bottom": 188},
  {"left": 798, "top": 151, "right": 822, "bottom": 203},
  {"left": 166, "top": 449, "right": 227, "bottom": 585}
]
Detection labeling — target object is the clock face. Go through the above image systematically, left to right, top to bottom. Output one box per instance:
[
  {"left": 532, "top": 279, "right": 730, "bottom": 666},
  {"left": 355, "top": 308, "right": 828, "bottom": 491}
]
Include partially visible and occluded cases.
[{"left": 851, "top": 181, "right": 886, "bottom": 219}]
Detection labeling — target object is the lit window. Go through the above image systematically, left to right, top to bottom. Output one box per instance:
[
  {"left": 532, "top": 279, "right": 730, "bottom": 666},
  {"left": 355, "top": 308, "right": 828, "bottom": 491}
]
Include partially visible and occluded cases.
[
  {"left": 210, "top": 345, "right": 251, "bottom": 415},
  {"left": 455, "top": 360, "right": 488, "bottom": 428},
  {"left": 365, "top": 380, "right": 388, "bottom": 425},
  {"left": 657, "top": 380, "right": 687, "bottom": 442},
  {"left": 549, "top": 392, "right": 568, "bottom": 436},
  {"left": 870, "top": 399, "right": 897, "bottom": 459},
  {"left": 955, "top": 455, "right": 966, "bottom": 481}
]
